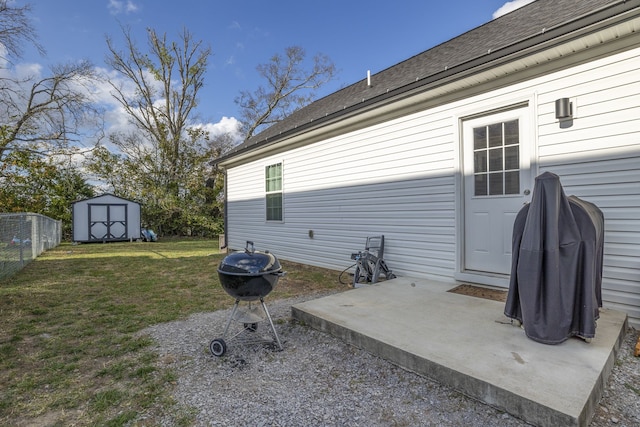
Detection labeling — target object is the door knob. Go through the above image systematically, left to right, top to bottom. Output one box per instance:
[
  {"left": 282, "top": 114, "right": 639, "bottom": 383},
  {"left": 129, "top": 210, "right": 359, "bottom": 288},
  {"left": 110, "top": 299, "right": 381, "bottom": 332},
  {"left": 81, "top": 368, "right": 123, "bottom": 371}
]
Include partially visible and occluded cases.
[{"left": 524, "top": 189, "right": 531, "bottom": 195}]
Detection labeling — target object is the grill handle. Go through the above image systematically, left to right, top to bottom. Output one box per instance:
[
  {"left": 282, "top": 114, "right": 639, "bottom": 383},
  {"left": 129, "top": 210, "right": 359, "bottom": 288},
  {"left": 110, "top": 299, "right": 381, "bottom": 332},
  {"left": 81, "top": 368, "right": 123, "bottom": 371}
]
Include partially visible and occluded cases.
[{"left": 245, "top": 241, "right": 255, "bottom": 253}]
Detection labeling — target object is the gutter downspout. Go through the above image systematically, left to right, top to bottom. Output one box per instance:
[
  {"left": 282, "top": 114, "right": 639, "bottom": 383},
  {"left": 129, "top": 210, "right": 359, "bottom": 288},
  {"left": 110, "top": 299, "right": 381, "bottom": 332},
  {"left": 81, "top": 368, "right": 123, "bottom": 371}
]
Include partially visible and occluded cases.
[{"left": 222, "top": 166, "right": 228, "bottom": 251}]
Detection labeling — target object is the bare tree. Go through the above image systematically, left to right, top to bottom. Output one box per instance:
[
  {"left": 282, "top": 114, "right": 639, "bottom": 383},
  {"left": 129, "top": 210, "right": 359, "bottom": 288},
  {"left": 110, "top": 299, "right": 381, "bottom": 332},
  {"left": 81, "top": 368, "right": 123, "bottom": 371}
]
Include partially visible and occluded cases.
[
  {"left": 0, "top": 0, "right": 45, "bottom": 62},
  {"left": 0, "top": 1, "right": 93, "bottom": 165},
  {"left": 0, "top": 2, "right": 100, "bottom": 215},
  {"left": 101, "top": 26, "right": 218, "bottom": 235},
  {"left": 105, "top": 26, "right": 211, "bottom": 194},
  {"left": 236, "top": 46, "right": 337, "bottom": 141},
  {"left": 0, "top": 60, "right": 102, "bottom": 166}
]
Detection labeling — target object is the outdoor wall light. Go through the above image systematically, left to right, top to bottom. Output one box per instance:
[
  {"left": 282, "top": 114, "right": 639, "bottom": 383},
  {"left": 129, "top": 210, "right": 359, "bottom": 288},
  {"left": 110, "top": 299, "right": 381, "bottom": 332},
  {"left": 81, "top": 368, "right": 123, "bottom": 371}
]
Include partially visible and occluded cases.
[{"left": 555, "top": 97, "right": 573, "bottom": 120}]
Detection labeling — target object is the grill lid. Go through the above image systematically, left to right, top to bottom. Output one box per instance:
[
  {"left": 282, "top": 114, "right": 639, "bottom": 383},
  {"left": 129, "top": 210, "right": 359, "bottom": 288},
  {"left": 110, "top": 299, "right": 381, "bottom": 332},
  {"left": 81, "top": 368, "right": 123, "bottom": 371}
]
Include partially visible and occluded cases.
[{"left": 218, "top": 241, "right": 281, "bottom": 276}]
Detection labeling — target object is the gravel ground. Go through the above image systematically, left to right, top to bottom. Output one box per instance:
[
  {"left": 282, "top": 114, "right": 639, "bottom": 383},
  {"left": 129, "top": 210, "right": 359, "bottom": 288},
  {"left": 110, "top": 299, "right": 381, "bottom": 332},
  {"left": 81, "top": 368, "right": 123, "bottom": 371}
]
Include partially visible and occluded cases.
[{"left": 140, "top": 292, "right": 640, "bottom": 427}]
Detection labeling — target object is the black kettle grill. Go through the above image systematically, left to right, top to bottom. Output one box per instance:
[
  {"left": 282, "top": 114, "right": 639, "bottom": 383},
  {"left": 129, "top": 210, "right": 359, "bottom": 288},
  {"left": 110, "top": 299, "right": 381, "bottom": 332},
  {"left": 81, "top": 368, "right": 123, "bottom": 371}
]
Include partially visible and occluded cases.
[{"left": 210, "top": 241, "right": 285, "bottom": 357}]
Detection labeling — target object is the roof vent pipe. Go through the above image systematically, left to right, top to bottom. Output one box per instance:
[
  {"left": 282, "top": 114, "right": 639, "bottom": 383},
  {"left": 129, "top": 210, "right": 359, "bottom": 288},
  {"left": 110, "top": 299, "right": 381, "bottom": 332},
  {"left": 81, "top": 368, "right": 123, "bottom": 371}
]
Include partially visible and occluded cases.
[{"left": 367, "top": 70, "right": 371, "bottom": 87}]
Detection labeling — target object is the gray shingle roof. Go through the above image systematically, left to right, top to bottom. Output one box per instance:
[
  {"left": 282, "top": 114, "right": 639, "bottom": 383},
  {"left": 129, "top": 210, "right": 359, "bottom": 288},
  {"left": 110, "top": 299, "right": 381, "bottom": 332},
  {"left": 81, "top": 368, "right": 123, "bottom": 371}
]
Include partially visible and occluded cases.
[{"left": 220, "top": 0, "right": 628, "bottom": 162}]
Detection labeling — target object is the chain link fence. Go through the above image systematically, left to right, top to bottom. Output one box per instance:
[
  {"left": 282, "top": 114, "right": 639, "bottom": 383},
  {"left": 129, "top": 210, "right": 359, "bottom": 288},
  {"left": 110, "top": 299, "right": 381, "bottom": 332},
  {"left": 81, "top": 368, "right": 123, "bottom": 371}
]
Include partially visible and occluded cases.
[{"left": 0, "top": 213, "right": 62, "bottom": 280}]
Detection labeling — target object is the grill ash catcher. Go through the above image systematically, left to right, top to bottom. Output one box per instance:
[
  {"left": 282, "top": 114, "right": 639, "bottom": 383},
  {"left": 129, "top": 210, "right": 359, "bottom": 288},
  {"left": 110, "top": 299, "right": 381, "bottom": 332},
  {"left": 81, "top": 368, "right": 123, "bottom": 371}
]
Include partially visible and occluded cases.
[{"left": 210, "top": 241, "right": 285, "bottom": 357}]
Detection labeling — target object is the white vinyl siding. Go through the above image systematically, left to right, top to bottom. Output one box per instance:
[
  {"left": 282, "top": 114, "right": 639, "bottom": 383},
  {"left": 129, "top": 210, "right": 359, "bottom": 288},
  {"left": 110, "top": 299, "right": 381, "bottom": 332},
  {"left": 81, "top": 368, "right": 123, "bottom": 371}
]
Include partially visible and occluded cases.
[
  {"left": 225, "top": 46, "right": 640, "bottom": 325},
  {"left": 534, "top": 48, "right": 640, "bottom": 323},
  {"left": 227, "top": 113, "right": 457, "bottom": 282}
]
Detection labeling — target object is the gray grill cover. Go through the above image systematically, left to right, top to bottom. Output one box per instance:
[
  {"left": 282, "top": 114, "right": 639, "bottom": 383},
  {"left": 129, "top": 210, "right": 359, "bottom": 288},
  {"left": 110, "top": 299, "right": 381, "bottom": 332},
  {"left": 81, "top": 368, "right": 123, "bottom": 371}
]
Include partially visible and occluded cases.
[{"left": 504, "top": 172, "right": 604, "bottom": 344}]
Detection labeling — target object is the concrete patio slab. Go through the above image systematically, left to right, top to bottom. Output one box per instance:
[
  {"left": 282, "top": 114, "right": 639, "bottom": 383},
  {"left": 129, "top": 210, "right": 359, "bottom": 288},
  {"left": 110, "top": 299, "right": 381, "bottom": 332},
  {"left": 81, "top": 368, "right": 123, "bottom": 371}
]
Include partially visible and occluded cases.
[{"left": 291, "top": 277, "right": 627, "bottom": 426}]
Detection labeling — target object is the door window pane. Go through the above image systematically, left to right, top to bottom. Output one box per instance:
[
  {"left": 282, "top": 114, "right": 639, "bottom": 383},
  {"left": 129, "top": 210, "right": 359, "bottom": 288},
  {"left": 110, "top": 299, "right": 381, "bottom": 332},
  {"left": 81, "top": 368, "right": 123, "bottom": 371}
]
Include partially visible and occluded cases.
[
  {"left": 472, "top": 118, "right": 520, "bottom": 197},
  {"left": 504, "top": 120, "right": 519, "bottom": 145},
  {"left": 488, "top": 123, "right": 503, "bottom": 147},
  {"left": 474, "top": 127, "right": 487, "bottom": 150},
  {"left": 505, "top": 146, "right": 519, "bottom": 170},
  {"left": 488, "top": 148, "right": 503, "bottom": 172},
  {"left": 474, "top": 151, "right": 487, "bottom": 173},
  {"left": 505, "top": 171, "right": 520, "bottom": 194},
  {"left": 489, "top": 172, "right": 503, "bottom": 195},
  {"left": 474, "top": 174, "right": 488, "bottom": 196}
]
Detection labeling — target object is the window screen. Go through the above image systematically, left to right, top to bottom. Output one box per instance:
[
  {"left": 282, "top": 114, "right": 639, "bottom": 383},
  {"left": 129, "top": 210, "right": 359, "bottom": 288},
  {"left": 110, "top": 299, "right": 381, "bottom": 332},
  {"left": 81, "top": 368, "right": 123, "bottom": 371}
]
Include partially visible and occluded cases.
[{"left": 265, "top": 163, "right": 283, "bottom": 221}]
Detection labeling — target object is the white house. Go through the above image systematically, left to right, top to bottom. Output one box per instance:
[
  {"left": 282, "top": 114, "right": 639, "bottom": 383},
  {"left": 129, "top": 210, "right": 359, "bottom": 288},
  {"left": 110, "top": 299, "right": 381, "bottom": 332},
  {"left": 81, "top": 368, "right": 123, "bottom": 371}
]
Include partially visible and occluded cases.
[
  {"left": 215, "top": 0, "right": 640, "bottom": 325},
  {"left": 72, "top": 194, "right": 141, "bottom": 243}
]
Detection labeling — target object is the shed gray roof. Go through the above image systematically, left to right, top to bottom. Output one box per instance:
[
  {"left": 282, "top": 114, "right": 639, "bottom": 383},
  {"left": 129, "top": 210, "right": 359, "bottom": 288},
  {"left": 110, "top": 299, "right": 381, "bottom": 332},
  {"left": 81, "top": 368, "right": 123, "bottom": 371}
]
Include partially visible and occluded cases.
[
  {"left": 219, "top": 0, "right": 633, "bottom": 163},
  {"left": 71, "top": 193, "right": 140, "bottom": 206}
]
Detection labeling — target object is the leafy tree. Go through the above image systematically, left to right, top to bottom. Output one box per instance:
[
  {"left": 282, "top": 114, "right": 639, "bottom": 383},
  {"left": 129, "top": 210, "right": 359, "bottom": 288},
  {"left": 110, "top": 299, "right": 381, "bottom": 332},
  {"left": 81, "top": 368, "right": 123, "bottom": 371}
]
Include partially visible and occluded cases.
[
  {"left": 97, "top": 26, "right": 221, "bottom": 235},
  {"left": 235, "top": 46, "right": 337, "bottom": 141},
  {"left": 0, "top": 149, "right": 94, "bottom": 236}
]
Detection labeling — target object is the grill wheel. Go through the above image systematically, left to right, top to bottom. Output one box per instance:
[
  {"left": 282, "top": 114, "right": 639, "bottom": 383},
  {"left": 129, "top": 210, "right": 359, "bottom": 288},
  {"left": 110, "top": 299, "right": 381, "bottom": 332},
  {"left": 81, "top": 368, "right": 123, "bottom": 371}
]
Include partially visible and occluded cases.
[{"left": 209, "top": 338, "right": 227, "bottom": 357}]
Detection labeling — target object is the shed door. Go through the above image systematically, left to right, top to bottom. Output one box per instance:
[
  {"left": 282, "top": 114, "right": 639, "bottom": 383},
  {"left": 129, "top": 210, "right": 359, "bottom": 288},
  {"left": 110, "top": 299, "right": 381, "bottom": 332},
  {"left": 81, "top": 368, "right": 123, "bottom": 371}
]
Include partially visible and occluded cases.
[
  {"left": 462, "top": 107, "right": 532, "bottom": 278},
  {"left": 89, "top": 204, "right": 127, "bottom": 241}
]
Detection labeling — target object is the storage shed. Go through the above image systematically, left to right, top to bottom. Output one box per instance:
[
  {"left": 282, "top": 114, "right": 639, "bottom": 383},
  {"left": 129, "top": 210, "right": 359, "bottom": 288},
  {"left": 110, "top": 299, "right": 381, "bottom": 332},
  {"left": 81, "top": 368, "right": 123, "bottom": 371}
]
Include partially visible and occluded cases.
[{"left": 72, "top": 194, "right": 141, "bottom": 243}]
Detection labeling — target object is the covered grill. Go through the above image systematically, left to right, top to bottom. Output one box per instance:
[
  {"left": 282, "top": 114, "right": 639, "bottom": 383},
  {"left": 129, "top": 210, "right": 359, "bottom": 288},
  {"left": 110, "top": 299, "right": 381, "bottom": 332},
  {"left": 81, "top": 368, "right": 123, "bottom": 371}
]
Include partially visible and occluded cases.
[
  {"left": 504, "top": 172, "right": 604, "bottom": 344},
  {"left": 210, "top": 241, "right": 285, "bottom": 357}
]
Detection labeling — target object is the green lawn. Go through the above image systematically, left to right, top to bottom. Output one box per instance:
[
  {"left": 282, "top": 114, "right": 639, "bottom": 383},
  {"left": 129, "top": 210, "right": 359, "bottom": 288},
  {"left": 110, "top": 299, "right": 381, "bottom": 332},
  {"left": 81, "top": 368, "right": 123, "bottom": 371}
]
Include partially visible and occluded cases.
[{"left": 0, "top": 238, "right": 343, "bottom": 426}]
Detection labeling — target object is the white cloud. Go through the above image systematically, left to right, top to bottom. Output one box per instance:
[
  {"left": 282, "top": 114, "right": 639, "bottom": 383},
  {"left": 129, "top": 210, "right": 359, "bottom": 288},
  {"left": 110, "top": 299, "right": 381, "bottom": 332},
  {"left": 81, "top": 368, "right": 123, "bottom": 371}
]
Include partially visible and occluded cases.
[
  {"left": 107, "top": 0, "right": 122, "bottom": 14},
  {"left": 108, "top": 0, "right": 140, "bottom": 15},
  {"left": 493, "top": 0, "right": 536, "bottom": 19},
  {"left": 125, "top": 1, "right": 139, "bottom": 13},
  {"left": 0, "top": 45, "right": 7, "bottom": 68},
  {"left": 0, "top": 45, "right": 43, "bottom": 80},
  {"left": 11, "top": 62, "right": 43, "bottom": 80},
  {"left": 89, "top": 68, "right": 137, "bottom": 134},
  {"left": 197, "top": 116, "right": 244, "bottom": 145}
]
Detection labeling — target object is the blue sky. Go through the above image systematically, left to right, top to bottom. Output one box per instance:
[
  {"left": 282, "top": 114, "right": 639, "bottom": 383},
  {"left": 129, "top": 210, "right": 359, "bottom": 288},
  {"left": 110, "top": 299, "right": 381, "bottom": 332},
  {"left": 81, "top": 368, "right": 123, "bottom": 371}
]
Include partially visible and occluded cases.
[{"left": 18, "top": 0, "right": 534, "bottom": 142}]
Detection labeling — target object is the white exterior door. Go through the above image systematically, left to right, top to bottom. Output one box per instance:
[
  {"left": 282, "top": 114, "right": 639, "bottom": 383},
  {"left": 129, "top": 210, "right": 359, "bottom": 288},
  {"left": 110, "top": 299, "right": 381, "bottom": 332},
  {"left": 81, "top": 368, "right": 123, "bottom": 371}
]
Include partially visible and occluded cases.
[{"left": 462, "top": 107, "right": 532, "bottom": 279}]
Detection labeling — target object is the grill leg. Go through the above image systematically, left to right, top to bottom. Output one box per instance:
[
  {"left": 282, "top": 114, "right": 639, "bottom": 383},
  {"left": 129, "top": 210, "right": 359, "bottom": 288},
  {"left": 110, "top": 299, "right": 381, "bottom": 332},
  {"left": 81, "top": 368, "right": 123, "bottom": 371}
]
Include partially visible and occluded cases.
[
  {"left": 260, "top": 297, "right": 283, "bottom": 351},
  {"left": 222, "top": 300, "right": 240, "bottom": 338}
]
